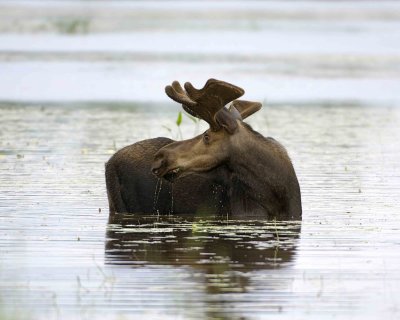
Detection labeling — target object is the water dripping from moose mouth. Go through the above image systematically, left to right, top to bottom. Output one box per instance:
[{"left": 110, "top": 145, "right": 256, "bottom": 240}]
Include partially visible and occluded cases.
[
  {"left": 153, "top": 178, "right": 163, "bottom": 213},
  {"left": 170, "top": 183, "right": 174, "bottom": 215}
]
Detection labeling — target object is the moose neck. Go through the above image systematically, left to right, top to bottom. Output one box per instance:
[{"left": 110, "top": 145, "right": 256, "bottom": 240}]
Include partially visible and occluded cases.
[{"left": 225, "top": 123, "right": 286, "bottom": 216}]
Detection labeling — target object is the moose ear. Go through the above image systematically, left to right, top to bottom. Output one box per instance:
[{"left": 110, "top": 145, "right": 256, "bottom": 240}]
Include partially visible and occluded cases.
[
  {"left": 230, "top": 100, "right": 262, "bottom": 120},
  {"left": 228, "top": 106, "right": 242, "bottom": 120},
  {"left": 215, "top": 108, "right": 238, "bottom": 134}
]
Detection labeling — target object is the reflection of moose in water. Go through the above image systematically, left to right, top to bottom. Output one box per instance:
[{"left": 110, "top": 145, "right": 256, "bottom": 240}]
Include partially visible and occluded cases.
[
  {"left": 106, "top": 79, "right": 302, "bottom": 220},
  {"left": 106, "top": 214, "right": 301, "bottom": 295}
]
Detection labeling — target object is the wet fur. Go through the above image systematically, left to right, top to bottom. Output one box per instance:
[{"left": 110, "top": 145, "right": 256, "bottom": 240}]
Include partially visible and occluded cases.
[
  {"left": 151, "top": 121, "right": 301, "bottom": 219},
  {"left": 106, "top": 122, "right": 301, "bottom": 220},
  {"left": 226, "top": 123, "right": 302, "bottom": 219},
  {"left": 105, "top": 137, "right": 229, "bottom": 216}
]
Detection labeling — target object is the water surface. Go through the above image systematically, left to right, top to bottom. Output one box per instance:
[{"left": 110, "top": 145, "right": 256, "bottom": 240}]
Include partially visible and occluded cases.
[
  {"left": 1, "top": 1, "right": 400, "bottom": 319},
  {"left": 1, "top": 103, "right": 400, "bottom": 319}
]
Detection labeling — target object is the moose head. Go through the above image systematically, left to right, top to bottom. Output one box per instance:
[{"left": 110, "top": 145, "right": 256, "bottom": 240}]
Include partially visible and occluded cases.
[{"left": 151, "top": 79, "right": 262, "bottom": 182}]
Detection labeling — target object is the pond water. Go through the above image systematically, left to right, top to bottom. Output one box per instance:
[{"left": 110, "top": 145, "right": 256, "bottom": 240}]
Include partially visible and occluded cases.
[
  {"left": 1, "top": 0, "right": 400, "bottom": 319},
  {"left": 1, "top": 102, "right": 400, "bottom": 319}
]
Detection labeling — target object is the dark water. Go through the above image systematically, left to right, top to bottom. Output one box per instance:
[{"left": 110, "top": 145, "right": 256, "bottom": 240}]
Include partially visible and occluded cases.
[{"left": 1, "top": 103, "right": 400, "bottom": 319}]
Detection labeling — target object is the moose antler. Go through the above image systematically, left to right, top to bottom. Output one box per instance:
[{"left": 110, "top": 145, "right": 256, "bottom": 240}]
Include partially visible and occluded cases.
[
  {"left": 165, "top": 79, "right": 245, "bottom": 131},
  {"left": 230, "top": 100, "right": 262, "bottom": 120}
]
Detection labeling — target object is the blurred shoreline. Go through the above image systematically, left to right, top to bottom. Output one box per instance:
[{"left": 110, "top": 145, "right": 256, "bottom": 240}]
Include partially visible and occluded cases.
[{"left": 1, "top": 0, "right": 399, "bottom": 105}]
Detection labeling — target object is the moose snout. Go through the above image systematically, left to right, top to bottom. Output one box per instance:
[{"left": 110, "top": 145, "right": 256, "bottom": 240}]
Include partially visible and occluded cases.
[
  {"left": 152, "top": 149, "right": 171, "bottom": 176},
  {"left": 151, "top": 158, "right": 166, "bottom": 176}
]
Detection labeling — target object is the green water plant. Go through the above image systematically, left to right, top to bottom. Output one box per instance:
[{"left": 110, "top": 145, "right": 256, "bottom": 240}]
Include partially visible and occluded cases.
[
  {"left": 163, "top": 111, "right": 201, "bottom": 140},
  {"left": 176, "top": 111, "right": 183, "bottom": 139}
]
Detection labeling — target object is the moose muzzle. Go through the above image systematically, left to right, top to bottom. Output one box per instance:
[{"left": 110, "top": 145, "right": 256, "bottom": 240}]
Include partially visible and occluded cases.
[{"left": 151, "top": 151, "right": 182, "bottom": 182}]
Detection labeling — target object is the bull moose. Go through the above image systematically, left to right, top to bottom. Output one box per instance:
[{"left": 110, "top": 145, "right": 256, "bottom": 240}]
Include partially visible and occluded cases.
[{"left": 105, "top": 79, "right": 301, "bottom": 220}]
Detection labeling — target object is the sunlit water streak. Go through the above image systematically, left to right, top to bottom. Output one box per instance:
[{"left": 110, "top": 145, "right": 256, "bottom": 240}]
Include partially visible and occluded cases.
[{"left": 0, "top": 102, "right": 400, "bottom": 319}]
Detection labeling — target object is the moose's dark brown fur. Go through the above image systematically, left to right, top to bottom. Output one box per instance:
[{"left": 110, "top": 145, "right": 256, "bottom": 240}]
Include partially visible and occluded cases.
[
  {"left": 106, "top": 78, "right": 302, "bottom": 220},
  {"left": 151, "top": 79, "right": 302, "bottom": 220},
  {"left": 105, "top": 137, "right": 229, "bottom": 216}
]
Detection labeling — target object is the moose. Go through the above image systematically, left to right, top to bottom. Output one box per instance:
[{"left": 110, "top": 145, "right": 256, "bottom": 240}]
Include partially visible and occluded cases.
[{"left": 105, "top": 79, "right": 301, "bottom": 220}]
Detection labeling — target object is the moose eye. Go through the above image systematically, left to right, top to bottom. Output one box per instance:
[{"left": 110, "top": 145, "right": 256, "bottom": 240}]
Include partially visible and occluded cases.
[{"left": 203, "top": 133, "right": 210, "bottom": 144}]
